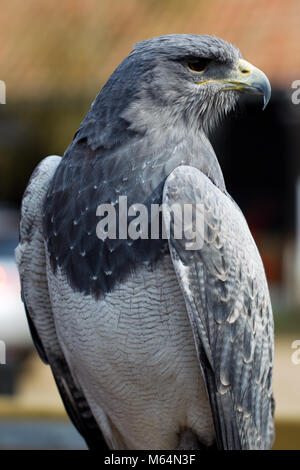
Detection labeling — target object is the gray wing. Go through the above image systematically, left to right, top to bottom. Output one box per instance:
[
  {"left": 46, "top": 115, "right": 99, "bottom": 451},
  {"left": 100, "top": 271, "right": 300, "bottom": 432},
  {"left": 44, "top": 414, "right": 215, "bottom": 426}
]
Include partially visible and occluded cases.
[
  {"left": 15, "top": 156, "right": 108, "bottom": 450},
  {"left": 162, "top": 165, "right": 274, "bottom": 450}
]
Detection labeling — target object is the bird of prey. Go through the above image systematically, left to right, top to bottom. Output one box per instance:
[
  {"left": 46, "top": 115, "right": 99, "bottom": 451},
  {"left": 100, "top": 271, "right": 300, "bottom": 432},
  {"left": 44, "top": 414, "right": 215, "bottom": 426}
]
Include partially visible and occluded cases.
[{"left": 16, "top": 34, "right": 274, "bottom": 450}]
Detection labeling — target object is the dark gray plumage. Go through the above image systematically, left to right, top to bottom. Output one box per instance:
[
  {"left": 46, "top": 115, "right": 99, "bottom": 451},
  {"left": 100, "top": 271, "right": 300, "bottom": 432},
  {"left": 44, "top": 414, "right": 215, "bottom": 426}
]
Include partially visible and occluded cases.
[
  {"left": 16, "top": 34, "right": 274, "bottom": 450},
  {"left": 43, "top": 35, "right": 239, "bottom": 297}
]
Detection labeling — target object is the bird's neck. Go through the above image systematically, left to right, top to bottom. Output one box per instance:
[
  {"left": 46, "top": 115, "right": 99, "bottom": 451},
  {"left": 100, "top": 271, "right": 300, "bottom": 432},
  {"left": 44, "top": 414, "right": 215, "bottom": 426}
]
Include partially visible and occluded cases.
[{"left": 119, "top": 97, "right": 226, "bottom": 192}]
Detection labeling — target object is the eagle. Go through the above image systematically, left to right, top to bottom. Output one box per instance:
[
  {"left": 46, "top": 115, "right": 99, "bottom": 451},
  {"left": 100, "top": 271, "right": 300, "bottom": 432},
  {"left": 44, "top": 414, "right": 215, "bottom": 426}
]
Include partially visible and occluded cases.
[{"left": 16, "top": 34, "right": 274, "bottom": 450}]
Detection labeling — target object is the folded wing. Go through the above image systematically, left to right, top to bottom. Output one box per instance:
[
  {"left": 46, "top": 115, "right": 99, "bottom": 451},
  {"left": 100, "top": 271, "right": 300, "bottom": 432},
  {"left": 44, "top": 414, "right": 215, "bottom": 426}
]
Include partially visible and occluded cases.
[
  {"left": 15, "top": 156, "right": 108, "bottom": 449},
  {"left": 163, "top": 165, "right": 274, "bottom": 449}
]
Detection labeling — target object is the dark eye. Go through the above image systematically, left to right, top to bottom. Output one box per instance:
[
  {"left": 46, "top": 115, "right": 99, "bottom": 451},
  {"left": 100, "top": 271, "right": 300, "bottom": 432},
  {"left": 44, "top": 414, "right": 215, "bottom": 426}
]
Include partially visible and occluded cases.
[{"left": 187, "top": 58, "right": 211, "bottom": 73}]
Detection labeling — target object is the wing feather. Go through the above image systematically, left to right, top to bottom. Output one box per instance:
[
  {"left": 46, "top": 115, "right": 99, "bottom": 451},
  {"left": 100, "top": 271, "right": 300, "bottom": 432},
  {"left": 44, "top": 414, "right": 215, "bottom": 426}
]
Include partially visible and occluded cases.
[
  {"left": 15, "top": 156, "right": 108, "bottom": 450},
  {"left": 163, "top": 165, "right": 274, "bottom": 450}
]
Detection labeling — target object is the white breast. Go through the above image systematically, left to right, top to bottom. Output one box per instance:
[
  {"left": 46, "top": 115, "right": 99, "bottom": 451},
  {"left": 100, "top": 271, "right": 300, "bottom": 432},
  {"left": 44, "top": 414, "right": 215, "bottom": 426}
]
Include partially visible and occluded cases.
[{"left": 46, "top": 253, "right": 215, "bottom": 449}]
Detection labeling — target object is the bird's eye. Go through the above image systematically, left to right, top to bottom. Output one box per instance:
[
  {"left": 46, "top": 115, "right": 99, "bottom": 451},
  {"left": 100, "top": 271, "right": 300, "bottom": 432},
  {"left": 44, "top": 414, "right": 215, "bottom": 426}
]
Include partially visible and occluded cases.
[{"left": 187, "top": 58, "right": 211, "bottom": 73}]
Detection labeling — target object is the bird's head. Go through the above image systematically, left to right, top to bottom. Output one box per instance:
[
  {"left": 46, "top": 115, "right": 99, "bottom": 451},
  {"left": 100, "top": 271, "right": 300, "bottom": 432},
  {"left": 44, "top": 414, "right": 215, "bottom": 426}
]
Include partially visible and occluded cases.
[{"left": 110, "top": 34, "right": 270, "bottom": 136}]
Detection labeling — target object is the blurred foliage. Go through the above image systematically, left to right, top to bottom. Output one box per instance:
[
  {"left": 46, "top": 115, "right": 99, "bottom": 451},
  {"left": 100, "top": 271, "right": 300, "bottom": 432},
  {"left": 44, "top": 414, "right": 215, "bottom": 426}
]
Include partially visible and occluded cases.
[{"left": 274, "top": 308, "right": 300, "bottom": 334}]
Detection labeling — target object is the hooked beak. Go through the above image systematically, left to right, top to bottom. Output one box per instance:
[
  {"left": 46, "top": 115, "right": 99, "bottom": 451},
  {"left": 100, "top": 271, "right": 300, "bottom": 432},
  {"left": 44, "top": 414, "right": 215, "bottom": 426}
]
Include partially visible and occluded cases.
[
  {"left": 197, "top": 58, "right": 271, "bottom": 110},
  {"left": 219, "top": 58, "right": 271, "bottom": 110}
]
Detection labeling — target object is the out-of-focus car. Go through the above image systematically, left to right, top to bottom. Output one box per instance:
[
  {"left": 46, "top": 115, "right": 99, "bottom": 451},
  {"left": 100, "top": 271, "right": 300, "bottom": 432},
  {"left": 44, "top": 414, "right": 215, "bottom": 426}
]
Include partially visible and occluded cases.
[{"left": 0, "top": 205, "right": 32, "bottom": 393}]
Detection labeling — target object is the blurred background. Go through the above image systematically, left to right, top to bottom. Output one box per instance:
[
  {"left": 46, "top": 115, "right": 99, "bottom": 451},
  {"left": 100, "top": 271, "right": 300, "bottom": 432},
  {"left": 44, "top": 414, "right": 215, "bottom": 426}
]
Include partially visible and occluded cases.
[{"left": 0, "top": 0, "right": 300, "bottom": 449}]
